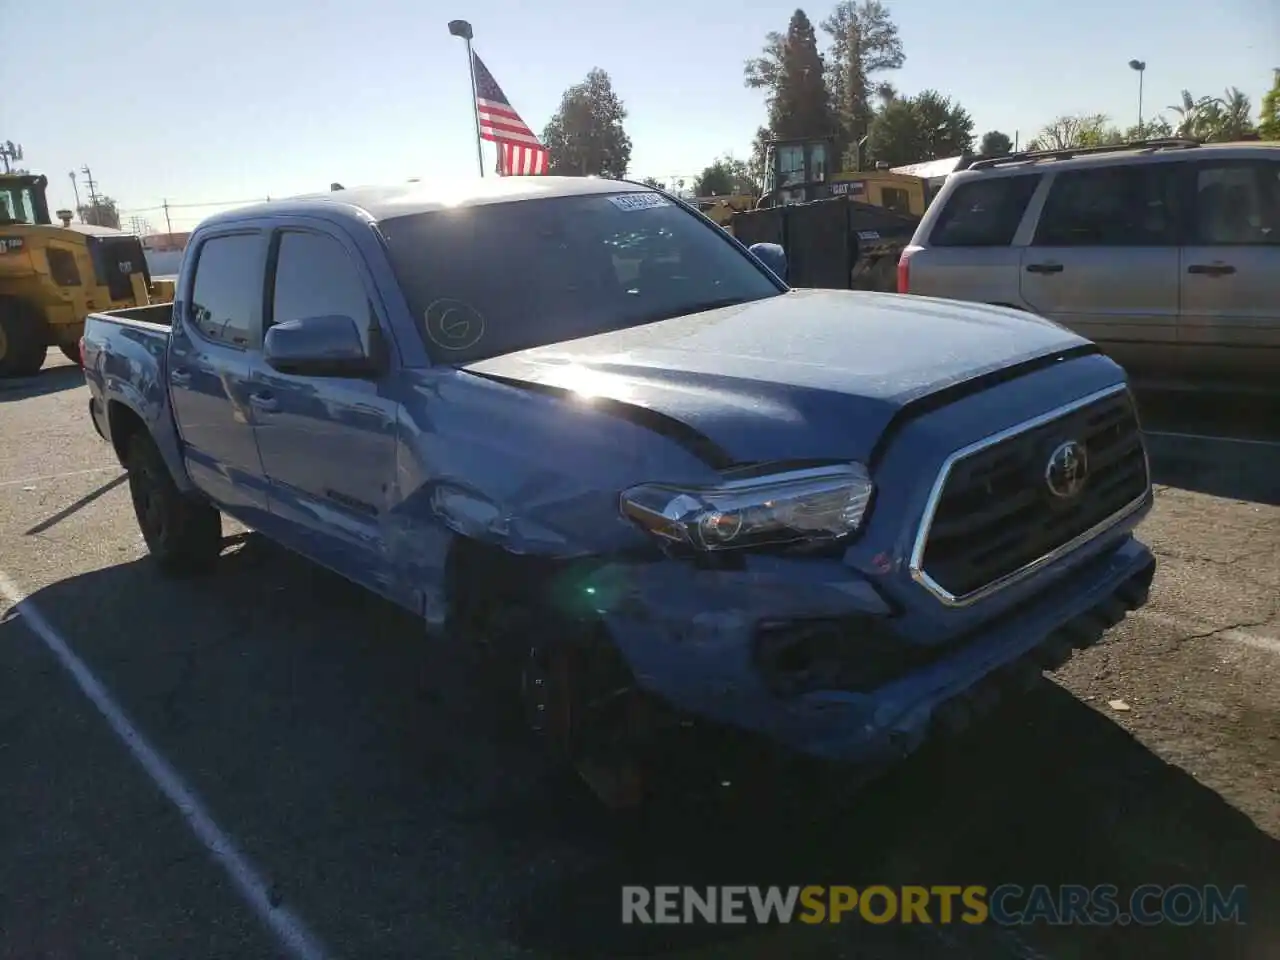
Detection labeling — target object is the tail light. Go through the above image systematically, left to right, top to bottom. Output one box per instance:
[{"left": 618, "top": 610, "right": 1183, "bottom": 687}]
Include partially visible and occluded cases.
[
  {"left": 896, "top": 248, "right": 913, "bottom": 294},
  {"left": 78, "top": 336, "right": 86, "bottom": 366}
]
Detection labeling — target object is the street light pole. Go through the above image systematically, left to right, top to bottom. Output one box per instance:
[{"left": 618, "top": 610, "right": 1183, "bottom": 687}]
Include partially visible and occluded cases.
[
  {"left": 448, "top": 19, "right": 485, "bottom": 177},
  {"left": 1128, "top": 59, "right": 1146, "bottom": 138}
]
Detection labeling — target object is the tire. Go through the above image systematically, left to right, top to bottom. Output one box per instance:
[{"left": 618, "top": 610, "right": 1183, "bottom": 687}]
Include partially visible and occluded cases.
[
  {"left": 0, "top": 300, "right": 49, "bottom": 378},
  {"left": 59, "top": 342, "right": 83, "bottom": 367},
  {"left": 124, "top": 430, "right": 222, "bottom": 575},
  {"left": 518, "top": 627, "right": 650, "bottom": 811}
]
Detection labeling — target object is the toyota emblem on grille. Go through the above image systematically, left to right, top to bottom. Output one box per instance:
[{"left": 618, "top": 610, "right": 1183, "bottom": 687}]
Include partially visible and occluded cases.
[{"left": 1045, "top": 440, "right": 1089, "bottom": 498}]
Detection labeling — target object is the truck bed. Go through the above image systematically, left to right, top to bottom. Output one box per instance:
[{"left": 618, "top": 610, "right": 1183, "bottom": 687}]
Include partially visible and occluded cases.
[{"left": 95, "top": 302, "right": 174, "bottom": 328}]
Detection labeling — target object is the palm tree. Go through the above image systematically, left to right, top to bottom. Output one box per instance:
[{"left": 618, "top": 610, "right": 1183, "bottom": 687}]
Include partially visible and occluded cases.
[
  {"left": 1215, "top": 87, "right": 1256, "bottom": 140},
  {"left": 1169, "top": 88, "right": 1257, "bottom": 141},
  {"left": 1168, "top": 89, "right": 1213, "bottom": 139}
]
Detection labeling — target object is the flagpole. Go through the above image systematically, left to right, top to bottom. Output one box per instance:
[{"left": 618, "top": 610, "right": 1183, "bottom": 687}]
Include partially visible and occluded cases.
[{"left": 448, "top": 19, "right": 485, "bottom": 177}]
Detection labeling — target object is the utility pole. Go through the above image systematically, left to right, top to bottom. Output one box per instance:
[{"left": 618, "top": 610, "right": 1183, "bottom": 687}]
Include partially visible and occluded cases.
[
  {"left": 81, "top": 165, "right": 99, "bottom": 206},
  {"left": 162, "top": 198, "right": 173, "bottom": 233}
]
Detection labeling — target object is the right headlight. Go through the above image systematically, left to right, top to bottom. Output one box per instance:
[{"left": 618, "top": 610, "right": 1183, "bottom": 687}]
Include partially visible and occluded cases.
[{"left": 619, "top": 462, "right": 874, "bottom": 552}]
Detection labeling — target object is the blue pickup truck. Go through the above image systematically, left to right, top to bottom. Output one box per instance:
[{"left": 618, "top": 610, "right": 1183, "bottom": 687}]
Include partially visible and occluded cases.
[{"left": 82, "top": 175, "right": 1156, "bottom": 805}]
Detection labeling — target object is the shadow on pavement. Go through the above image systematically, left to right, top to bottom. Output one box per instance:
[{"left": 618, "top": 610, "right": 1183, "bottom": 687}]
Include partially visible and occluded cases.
[
  {"left": 0, "top": 360, "right": 83, "bottom": 403},
  {"left": 1146, "top": 436, "right": 1280, "bottom": 507},
  {"left": 23, "top": 474, "right": 127, "bottom": 535},
  {"left": 5, "top": 537, "right": 1278, "bottom": 960}
]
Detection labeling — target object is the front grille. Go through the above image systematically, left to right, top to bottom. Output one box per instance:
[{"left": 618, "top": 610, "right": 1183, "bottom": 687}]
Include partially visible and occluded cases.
[{"left": 914, "top": 386, "right": 1149, "bottom": 603}]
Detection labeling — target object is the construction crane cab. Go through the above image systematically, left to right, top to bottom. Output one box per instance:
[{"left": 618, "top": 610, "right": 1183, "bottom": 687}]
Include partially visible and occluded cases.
[{"left": 0, "top": 171, "right": 170, "bottom": 378}]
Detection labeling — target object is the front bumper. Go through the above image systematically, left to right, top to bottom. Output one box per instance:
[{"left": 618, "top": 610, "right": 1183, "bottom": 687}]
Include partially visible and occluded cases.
[{"left": 598, "top": 535, "right": 1155, "bottom": 765}]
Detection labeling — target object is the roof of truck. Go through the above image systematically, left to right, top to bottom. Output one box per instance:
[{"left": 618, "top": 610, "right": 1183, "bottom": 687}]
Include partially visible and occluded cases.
[{"left": 199, "top": 176, "right": 652, "bottom": 229}]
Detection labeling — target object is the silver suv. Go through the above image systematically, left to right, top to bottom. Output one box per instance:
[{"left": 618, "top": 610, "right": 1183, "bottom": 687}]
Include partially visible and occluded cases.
[{"left": 898, "top": 140, "right": 1280, "bottom": 387}]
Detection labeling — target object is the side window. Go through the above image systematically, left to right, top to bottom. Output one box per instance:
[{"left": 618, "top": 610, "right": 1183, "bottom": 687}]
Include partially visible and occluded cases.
[
  {"left": 1190, "top": 161, "right": 1280, "bottom": 245},
  {"left": 1034, "top": 165, "right": 1177, "bottom": 247},
  {"left": 929, "top": 175, "right": 1040, "bottom": 247},
  {"left": 882, "top": 186, "right": 912, "bottom": 215},
  {"left": 270, "top": 231, "right": 374, "bottom": 349},
  {"left": 188, "top": 233, "right": 262, "bottom": 348}
]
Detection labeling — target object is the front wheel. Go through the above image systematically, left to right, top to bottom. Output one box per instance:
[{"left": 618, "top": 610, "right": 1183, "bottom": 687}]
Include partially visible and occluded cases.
[
  {"left": 0, "top": 300, "right": 49, "bottom": 378},
  {"left": 125, "top": 430, "right": 223, "bottom": 575},
  {"left": 520, "top": 632, "right": 650, "bottom": 811}
]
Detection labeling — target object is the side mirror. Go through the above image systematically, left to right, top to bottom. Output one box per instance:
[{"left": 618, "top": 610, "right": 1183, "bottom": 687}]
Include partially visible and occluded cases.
[
  {"left": 749, "top": 242, "right": 788, "bottom": 283},
  {"left": 263, "top": 314, "right": 379, "bottom": 378}
]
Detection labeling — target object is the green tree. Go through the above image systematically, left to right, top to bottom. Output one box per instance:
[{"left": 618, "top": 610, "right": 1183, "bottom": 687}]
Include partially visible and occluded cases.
[
  {"left": 820, "top": 0, "right": 905, "bottom": 162},
  {"left": 744, "top": 9, "right": 836, "bottom": 139},
  {"left": 542, "top": 68, "right": 632, "bottom": 177},
  {"left": 1260, "top": 70, "right": 1280, "bottom": 140},
  {"left": 1168, "top": 88, "right": 1255, "bottom": 142},
  {"left": 867, "top": 89, "right": 973, "bottom": 165},
  {"left": 1027, "top": 113, "right": 1115, "bottom": 150},
  {"left": 1124, "top": 114, "right": 1173, "bottom": 140},
  {"left": 748, "top": 126, "right": 771, "bottom": 193},
  {"left": 978, "top": 130, "right": 1013, "bottom": 156},
  {"left": 692, "top": 156, "right": 756, "bottom": 196},
  {"left": 639, "top": 176, "right": 666, "bottom": 189},
  {"left": 78, "top": 196, "right": 121, "bottom": 230}
]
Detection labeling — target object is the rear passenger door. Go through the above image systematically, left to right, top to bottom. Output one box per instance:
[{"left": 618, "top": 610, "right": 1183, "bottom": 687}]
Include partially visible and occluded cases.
[
  {"left": 1178, "top": 157, "right": 1280, "bottom": 381},
  {"left": 1020, "top": 164, "right": 1181, "bottom": 375},
  {"left": 248, "top": 225, "right": 400, "bottom": 599},
  {"left": 168, "top": 231, "right": 270, "bottom": 515}
]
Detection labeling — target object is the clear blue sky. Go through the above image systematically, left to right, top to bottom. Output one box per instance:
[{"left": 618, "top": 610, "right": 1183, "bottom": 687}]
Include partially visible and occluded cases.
[{"left": 3, "top": 0, "right": 1276, "bottom": 232}]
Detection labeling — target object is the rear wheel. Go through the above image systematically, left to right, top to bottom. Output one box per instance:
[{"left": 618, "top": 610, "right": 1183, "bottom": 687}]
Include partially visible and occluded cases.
[
  {"left": 0, "top": 300, "right": 49, "bottom": 378},
  {"left": 59, "top": 342, "right": 82, "bottom": 367},
  {"left": 124, "top": 430, "right": 222, "bottom": 575}
]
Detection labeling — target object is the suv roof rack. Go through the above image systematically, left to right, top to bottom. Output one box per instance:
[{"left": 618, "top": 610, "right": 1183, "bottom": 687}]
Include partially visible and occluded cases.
[{"left": 966, "top": 137, "right": 1202, "bottom": 171}]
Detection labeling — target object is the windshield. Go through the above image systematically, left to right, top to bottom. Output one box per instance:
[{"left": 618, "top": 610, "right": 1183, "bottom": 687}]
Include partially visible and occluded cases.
[
  {"left": 0, "top": 184, "right": 38, "bottom": 225},
  {"left": 380, "top": 191, "right": 782, "bottom": 364}
]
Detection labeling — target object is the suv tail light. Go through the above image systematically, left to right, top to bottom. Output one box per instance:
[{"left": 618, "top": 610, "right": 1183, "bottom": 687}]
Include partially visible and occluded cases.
[
  {"left": 896, "top": 247, "right": 914, "bottom": 294},
  {"left": 78, "top": 336, "right": 86, "bottom": 366}
]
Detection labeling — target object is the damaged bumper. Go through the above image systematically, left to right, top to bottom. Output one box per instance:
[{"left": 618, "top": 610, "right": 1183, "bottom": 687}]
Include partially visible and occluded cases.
[{"left": 598, "top": 536, "right": 1156, "bottom": 765}]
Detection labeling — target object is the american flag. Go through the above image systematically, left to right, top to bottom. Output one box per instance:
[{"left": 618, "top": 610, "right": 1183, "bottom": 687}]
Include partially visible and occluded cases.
[{"left": 472, "top": 53, "right": 549, "bottom": 176}]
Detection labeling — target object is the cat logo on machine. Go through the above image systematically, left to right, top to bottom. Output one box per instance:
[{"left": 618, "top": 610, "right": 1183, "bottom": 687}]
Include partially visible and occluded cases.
[{"left": 118, "top": 260, "right": 134, "bottom": 274}]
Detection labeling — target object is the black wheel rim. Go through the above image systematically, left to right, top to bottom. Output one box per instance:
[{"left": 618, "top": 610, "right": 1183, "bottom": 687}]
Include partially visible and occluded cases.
[{"left": 130, "top": 458, "right": 166, "bottom": 545}]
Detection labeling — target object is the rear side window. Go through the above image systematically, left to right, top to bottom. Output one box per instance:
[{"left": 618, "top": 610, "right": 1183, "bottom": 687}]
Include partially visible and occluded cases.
[
  {"left": 1190, "top": 160, "right": 1280, "bottom": 245},
  {"left": 1034, "top": 165, "right": 1178, "bottom": 246},
  {"left": 929, "top": 175, "right": 1040, "bottom": 247},
  {"left": 270, "top": 231, "right": 375, "bottom": 349},
  {"left": 188, "top": 234, "right": 262, "bottom": 348}
]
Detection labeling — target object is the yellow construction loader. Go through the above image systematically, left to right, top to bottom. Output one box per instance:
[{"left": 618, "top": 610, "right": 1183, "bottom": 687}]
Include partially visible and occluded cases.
[{"left": 0, "top": 172, "right": 174, "bottom": 377}]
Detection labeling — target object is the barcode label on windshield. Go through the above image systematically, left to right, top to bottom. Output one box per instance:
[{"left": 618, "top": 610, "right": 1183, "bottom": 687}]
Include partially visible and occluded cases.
[{"left": 609, "top": 193, "right": 671, "bottom": 212}]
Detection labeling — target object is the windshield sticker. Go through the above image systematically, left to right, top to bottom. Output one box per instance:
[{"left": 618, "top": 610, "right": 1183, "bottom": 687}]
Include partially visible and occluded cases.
[
  {"left": 608, "top": 193, "right": 671, "bottom": 212},
  {"left": 423, "top": 298, "right": 486, "bottom": 351}
]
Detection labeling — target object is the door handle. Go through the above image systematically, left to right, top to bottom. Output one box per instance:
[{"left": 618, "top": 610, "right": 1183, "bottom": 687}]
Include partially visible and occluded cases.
[
  {"left": 1025, "top": 263, "right": 1064, "bottom": 274},
  {"left": 1186, "top": 263, "right": 1236, "bottom": 277},
  {"left": 170, "top": 368, "right": 192, "bottom": 386},
  {"left": 249, "top": 391, "right": 279, "bottom": 413}
]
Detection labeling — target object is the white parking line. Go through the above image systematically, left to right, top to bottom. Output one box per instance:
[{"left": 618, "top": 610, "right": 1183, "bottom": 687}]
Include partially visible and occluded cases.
[
  {"left": 0, "top": 466, "right": 121, "bottom": 488},
  {"left": 0, "top": 570, "right": 331, "bottom": 960},
  {"left": 1136, "top": 609, "right": 1280, "bottom": 655}
]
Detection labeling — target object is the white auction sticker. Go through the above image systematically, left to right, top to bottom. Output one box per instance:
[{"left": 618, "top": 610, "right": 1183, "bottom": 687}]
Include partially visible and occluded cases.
[{"left": 608, "top": 192, "right": 671, "bottom": 212}]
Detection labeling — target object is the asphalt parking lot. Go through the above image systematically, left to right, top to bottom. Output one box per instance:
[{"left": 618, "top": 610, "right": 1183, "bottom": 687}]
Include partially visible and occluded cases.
[{"left": 2, "top": 354, "right": 1277, "bottom": 960}]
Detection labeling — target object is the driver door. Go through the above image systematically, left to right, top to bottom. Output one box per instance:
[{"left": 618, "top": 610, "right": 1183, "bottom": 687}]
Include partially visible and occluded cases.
[{"left": 247, "top": 225, "right": 401, "bottom": 599}]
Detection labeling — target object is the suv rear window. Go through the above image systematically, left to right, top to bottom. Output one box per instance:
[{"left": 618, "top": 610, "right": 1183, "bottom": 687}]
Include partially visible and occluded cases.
[{"left": 929, "top": 174, "right": 1041, "bottom": 247}]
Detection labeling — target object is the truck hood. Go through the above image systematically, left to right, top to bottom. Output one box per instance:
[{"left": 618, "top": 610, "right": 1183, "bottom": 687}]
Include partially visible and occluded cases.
[{"left": 462, "top": 289, "right": 1090, "bottom": 464}]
